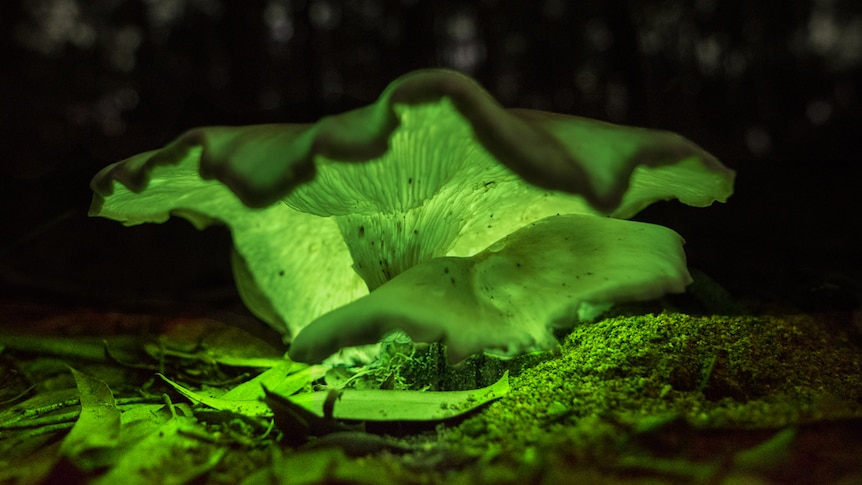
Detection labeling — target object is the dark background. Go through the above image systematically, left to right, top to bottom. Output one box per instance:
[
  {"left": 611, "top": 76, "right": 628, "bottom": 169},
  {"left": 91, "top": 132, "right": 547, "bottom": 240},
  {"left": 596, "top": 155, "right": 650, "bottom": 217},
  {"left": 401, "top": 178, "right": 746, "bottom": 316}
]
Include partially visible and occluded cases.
[{"left": 1, "top": 0, "right": 860, "bottom": 316}]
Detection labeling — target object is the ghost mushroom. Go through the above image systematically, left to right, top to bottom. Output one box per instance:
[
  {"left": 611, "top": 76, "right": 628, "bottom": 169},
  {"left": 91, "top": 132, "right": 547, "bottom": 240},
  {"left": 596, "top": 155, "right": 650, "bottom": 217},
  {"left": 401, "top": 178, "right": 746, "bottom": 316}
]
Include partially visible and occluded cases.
[{"left": 90, "top": 69, "right": 734, "bottom": 364}]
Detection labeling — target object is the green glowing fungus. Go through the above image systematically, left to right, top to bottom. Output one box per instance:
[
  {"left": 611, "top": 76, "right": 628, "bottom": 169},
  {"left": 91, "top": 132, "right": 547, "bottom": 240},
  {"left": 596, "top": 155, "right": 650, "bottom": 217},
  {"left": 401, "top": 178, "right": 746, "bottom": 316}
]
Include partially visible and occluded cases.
[{"left": 90, "top": 69, "right": 734, "bottom": 363}]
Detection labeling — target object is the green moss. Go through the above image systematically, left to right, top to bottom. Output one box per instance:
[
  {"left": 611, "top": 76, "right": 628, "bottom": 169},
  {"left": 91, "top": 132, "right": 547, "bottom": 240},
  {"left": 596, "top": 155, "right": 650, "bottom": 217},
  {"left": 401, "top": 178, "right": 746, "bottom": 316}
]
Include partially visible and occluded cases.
[{"left": 439, "top": 310, "right": 862, "bottom": 465}]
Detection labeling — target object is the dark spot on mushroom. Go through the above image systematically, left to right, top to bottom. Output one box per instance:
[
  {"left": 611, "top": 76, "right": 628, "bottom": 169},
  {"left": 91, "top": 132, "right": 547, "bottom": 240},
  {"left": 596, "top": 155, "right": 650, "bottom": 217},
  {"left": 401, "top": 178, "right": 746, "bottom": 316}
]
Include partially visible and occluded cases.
[
  {"left": 407, "top": 177, "right": 413, "bottom": 184},
  {"left": 358, "top": 226, "right": 365, "bottom": 237},
  {"left": 413, "top": 229, "right": 418, "bottom": 235},
  {"left": 516, "top": 262, "right": 521, "bottom": 268},
  {"left": 444, "top": 267, "right": 449, "bottom": 274},
  {"left": 278, "top": 270, "right": 285, "bottom": 277},
  {"left": 451, "top": 277, "right": 456, "bottom": 285}
]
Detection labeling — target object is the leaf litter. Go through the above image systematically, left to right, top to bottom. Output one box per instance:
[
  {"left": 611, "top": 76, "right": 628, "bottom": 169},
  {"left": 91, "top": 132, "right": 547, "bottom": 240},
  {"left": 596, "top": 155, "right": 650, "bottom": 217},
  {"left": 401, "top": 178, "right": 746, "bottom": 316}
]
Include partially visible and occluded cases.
[{"left": 0, "top": 307, "right": 512, "bottom": 483}]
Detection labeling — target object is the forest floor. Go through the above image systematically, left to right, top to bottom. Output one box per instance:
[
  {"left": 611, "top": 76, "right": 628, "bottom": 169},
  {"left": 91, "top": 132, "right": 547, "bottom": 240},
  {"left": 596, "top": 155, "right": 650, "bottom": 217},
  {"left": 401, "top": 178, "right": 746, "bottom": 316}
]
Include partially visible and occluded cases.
[{"left": 1, "top": 291, "right": 861, "bottom": 484}]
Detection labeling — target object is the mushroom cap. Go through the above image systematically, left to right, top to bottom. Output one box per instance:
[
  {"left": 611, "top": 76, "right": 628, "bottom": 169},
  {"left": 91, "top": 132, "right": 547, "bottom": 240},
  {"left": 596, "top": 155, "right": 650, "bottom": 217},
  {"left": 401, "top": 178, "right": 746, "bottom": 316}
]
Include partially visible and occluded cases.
[{"left": 288, "top": 214, "right": 693, "bottom": 364}]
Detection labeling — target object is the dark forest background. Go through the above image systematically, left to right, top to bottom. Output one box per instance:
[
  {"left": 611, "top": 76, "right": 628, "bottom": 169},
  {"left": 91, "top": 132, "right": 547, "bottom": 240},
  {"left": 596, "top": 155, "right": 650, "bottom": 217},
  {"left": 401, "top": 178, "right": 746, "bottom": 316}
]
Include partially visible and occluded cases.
[{"left": 1, "top": 0, "right": 860, "bottom": 315}]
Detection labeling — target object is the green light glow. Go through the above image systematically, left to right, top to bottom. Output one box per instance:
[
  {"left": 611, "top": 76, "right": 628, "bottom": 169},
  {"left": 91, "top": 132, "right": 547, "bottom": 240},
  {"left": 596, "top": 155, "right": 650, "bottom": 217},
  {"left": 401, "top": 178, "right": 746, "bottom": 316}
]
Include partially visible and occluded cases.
[{"left": 90, "top": 69, "right": 734, "bottom": 363}]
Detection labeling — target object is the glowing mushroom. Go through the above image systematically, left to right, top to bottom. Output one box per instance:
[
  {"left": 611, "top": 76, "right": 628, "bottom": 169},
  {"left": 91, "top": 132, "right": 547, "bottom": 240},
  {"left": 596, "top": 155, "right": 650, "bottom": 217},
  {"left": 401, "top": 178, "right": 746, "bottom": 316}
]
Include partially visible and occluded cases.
[{"left": 90, "top": 69, "right": 734, "bottom": 363}]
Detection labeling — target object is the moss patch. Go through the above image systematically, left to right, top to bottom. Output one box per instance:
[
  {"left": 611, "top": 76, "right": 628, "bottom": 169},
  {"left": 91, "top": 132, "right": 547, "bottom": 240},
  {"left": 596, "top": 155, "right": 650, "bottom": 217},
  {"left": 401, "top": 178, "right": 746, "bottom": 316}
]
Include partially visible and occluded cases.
[{"left": 425, "top": 311, "right": 862, "bottom": 483}]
